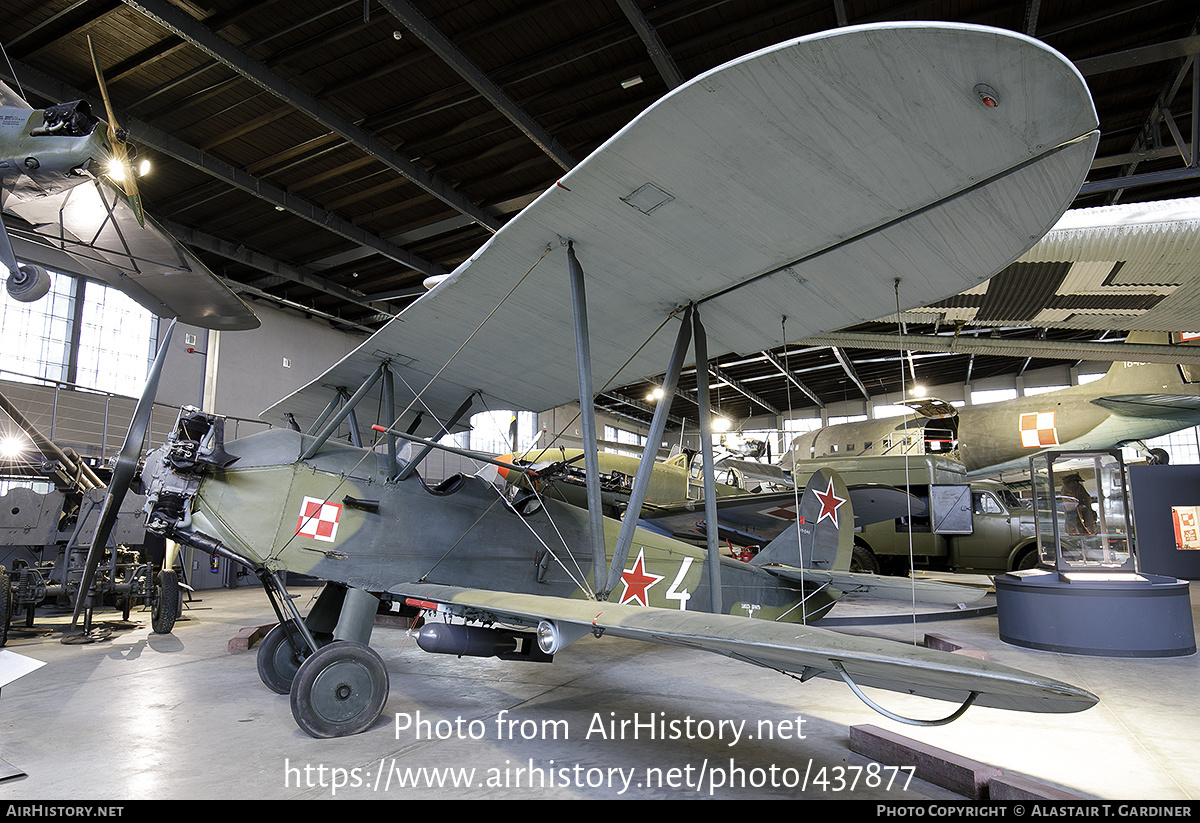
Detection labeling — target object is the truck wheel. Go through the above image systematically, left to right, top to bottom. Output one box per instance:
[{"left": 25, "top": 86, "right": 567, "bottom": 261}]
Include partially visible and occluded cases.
[
  {"left": 850, "top": 544, "right": 881, "bottom": 575},
  {"left": 1013, "top": 547, "right": 1039, "bottom": 571}
]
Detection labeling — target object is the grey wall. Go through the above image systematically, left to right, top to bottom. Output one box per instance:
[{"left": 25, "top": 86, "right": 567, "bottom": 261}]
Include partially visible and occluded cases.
[{"left": 156, "top": 304, "right": 367, "bottom": 431}]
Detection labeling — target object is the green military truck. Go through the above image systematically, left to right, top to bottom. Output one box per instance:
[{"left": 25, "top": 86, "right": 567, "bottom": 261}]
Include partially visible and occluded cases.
[{"left": 785, "top": 455, "right": 1040, "bottom": 575}]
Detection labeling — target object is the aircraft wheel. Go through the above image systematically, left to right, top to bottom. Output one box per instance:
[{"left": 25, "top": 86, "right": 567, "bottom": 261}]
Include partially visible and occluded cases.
[
  {"left": 6, "top": 264, "right": 51, "bottom": 303},
  {"left": 1148, "top": 448, "right": 1170, "bottom": 465},
  {"left": 0, "top": 566, "right": 10, "bottom": 648},
  {"left": 150, "top": 569, "right": 180, "bottom": 634},
  {"left": 257, "top": 621, "right": 309, "bottom": 695},
  {"left": 290, "top": 641, "right": 389, "bottom": 739}
]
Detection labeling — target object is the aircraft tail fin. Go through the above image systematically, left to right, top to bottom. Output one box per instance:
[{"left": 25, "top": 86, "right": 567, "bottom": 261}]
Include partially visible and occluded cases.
[
  {"left": 1094, "top": 331, "right": 1192, "bottom": 388},
  {"left": 750, "top": 468, "right": 853, "bottom": 570}
]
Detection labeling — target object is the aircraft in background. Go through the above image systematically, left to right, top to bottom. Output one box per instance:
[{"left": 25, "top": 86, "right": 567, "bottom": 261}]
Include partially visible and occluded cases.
[
  {"left": 69, "top": 23, "right": 1102, "bottom": 738},
  {"left": 0, "top": 40, "right": 257, "bottom": 331},
  {"left": 780, "top": 331, "right": 1200, "bottom": 477},
  {"left": 492, "top": 444, "right": 925, "bottom": 552},
  {"left": 493, "top": 446, "right": 747, "bottom": 517}
]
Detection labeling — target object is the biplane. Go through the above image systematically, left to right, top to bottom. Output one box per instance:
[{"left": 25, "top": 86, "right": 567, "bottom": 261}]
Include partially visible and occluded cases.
[{"left": 71, "top": 22, "right": 1103, "bottom": 738}]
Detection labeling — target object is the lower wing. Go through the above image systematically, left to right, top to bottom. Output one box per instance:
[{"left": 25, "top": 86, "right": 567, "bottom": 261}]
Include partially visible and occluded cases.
[{"left": 393, "top": 582, "right": 1096, "bottom": 721}]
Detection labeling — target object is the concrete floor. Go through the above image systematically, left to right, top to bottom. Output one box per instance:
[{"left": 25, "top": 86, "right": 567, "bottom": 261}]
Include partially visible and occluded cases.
[{"left": 0, "top": 581, "right": 1197, "bottom": 801}]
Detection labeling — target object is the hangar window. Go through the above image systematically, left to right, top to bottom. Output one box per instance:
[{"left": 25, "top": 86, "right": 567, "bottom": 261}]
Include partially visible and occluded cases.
[
  {"left": 0, "top": 271, "right": 157, "bottom": 397},
  {"left": 0, "top": 272, "right": 75, "bottom": 385},
  {"left": 76, "top": 282, "right": 158, "bottom": 397},
  {"left": 1023, "top": 384, "right": 1069, "bottom": 396},
  {"left": 970, "top": 388, "right": 1017, "bottom": 405},
  {"left": 461, "top": 410, "right": 537, "bottom": 454},
  {"left": 828, "top": 414, "right": 867, "bottom": 426},
  {"left": 604, "top": 425, "right": 645, "bottom": 457}
]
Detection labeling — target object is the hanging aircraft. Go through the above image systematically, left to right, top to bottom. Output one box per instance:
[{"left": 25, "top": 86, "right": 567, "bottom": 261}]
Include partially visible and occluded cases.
[
  {"left": 71, "top": 22, "right": 1104, "bottom": 738},
  {"left": 0, "top": 39, "right": 258, "bottom": 331},
  {"left": 779, "top": 331, "right": 1200, "bottom": 477}
]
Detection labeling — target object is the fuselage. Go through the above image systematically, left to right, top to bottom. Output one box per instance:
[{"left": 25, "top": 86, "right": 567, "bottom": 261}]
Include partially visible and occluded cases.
[
  {"left": 0, "top": 102, "right": 109, "bottom": 203},
  {"left": 783, "top": 340, "right": 1200, "bottom": 476},
  {"left": 172, "top": 429, "right": 833, "bottom": 622}
]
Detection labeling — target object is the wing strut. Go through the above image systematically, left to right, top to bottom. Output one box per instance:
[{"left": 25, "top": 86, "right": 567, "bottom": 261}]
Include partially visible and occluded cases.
[
  {"left": 566, "top": 241, "right": 609, "bottom": 593},
  {"left": 604, "top": 302, "right": 694, "bottom": 598},
  {"left": 690, "top": 308, "right": 723, "bottom": 613},
  {"left": 301, "top": 361, "right": 385, "bottom": 459},
  {"left": 395, "top": 392, "right": 477, "bottom": 480}
]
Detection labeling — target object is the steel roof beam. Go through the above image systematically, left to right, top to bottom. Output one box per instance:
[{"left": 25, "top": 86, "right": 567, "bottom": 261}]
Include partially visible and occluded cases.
[
  {"left": 121, "top": 0, "right": 503, "bottom": 233},
  {"left": 381, "top": 0, "right": 576, "bottom": 172},
  {"left": 616, "top": 0, "right": 685, "bottom": 89},
  {"left": 5, "top": 59, "right": 447, "bottom": 278},
  {"left": 830, "top": 347, "right": 871, "bottom": 400},
  {"left": 761, "top": 350, "right": 825, "bottom": 409},
  {"left": 707, "top": 364, "right": 780, "bottom": 416}
]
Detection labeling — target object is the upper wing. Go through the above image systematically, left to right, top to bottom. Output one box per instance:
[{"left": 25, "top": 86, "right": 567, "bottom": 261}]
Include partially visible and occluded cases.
[
  {"left": 262, "top": 22, "right": 1096, "bottom": 432},
  {"left": 4, "top": 179, "right": 259, "bottom": 331},
  {"left": 911, "top": 196, "right": 1200, "bottom": 333},
  {"left": 395, "top": 582, "right": 1096, "bottom": 716}
]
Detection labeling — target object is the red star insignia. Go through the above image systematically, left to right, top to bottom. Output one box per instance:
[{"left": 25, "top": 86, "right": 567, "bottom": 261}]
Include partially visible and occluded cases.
[
  {"left": 814, "top": 478, "right": 846, "bottom": 528},
  {"left": 619, "top": 549, "right": 664, "bottom": 607}
]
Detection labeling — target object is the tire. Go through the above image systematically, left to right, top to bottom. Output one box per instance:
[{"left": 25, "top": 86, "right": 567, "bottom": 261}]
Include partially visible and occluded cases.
[
  {"left": 849, "top": 543, "right": 881, "bottom": 575},
  {"left": 1014, "top": 546, "right": 1040, "bottom": 571},
  {"left": 0, "top": 567, "right": 10, "bottom": 648},
  {"left": 151, "top": 569, "right": 180, "bottom": 634},
  {"left": 257, "top": 621, "right": 308, "bottom": 695},
  {"left": 290, "top": 641, "right": 389, "bottom": 739}
]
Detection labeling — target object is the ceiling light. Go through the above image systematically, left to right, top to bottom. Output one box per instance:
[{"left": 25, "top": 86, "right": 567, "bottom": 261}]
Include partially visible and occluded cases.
[
  {"left": 620, "top": 75, "right": 643, "bottom": 89},
  {"left": 0, "top": 435, "right": 26, "bottom": 460}
]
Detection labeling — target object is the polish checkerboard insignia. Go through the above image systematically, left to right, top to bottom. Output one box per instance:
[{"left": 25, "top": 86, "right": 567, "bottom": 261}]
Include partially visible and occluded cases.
[
  {"left": 1019, "top": 411, "right": 1059, "bottom": 448},
  {"left": 296, "top": 496, "right": 342, "bottom": 542}
]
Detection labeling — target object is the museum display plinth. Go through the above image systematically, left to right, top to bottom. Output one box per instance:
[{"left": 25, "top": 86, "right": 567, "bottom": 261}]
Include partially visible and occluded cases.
[
  {"left": 996, "top": 449, "right": 1197, "bottom": 658},
  {"left": 996, "top": 570, "right": 1195, "bottom": 657}
]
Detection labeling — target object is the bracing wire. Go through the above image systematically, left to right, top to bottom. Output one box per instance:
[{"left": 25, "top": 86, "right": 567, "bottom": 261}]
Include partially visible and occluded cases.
[{"left": 893, "top": 278, "right": 920, "bottom": 645}]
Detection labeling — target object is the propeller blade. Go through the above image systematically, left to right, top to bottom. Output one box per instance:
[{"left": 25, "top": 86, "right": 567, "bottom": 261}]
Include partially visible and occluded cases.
[
  {"left": 87, "top": 36, "right": 145, "bottom": 227},
  {"left": 71, "top": 320, "right": 176, "bottom": 627}
]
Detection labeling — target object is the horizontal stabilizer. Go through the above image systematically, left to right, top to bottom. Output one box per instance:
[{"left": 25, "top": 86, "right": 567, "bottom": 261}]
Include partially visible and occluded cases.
[
  {"left": 1092, "top": 394, "right": 1200, "bottom": 419},
  {"left": 760, "top": 566, "right": 990, "bottom": 606},
  {"left": 393, "top": 582, "right": 1097, "bottom": 716}
]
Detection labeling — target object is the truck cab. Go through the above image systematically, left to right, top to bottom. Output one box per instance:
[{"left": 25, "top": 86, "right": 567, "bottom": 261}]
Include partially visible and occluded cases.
[{"left": 785, "top": 455, "right": 1038, "bottom": 575}]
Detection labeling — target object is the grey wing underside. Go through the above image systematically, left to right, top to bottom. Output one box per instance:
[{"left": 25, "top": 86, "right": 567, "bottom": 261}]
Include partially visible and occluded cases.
[
  {"left": 4, "top": 178, "right": 259, "bottom": 331},
  {"left": 394, "top": 583, "right": 1096, "bottom": 716}
]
